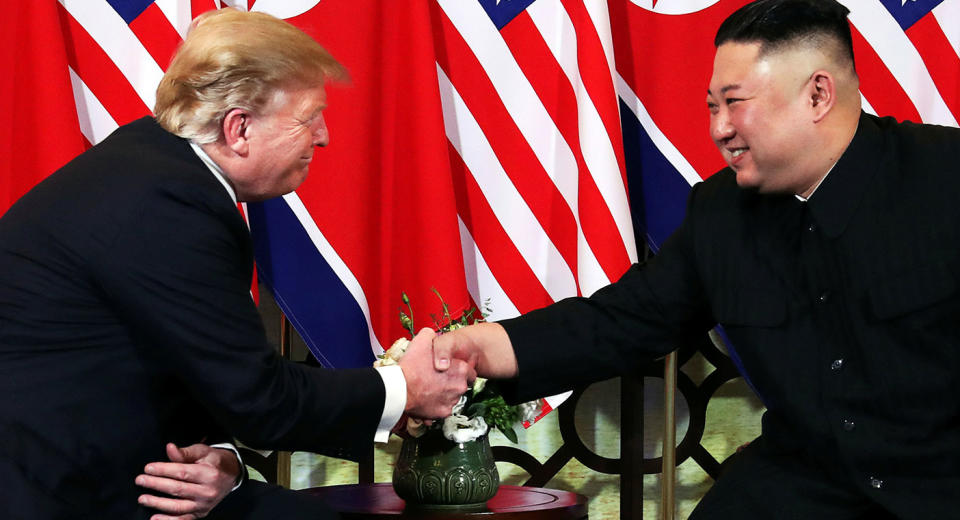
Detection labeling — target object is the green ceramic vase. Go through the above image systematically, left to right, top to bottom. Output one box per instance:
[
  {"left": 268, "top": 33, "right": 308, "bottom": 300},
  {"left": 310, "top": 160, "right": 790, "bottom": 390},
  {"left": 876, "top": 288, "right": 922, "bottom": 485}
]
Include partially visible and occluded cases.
[{"left": 392, "top": 428, "right": 500, "bottom": 510}]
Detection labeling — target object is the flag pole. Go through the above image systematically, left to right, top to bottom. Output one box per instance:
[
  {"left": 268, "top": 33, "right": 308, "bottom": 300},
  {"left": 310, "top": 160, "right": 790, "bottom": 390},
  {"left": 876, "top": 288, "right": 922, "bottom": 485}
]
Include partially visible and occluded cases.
[
  {"left": 277, "top": 313, "right": 293, "bottom": 489},
  {"left": 661, "top": 351, "right": 678, "bottom": 520}
]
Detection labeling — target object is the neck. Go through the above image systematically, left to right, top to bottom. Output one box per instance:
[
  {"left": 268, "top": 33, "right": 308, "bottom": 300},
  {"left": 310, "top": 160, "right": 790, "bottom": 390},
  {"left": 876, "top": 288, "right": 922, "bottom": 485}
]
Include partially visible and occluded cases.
[
  {"left": 797, "top": 106, "right": 859, "bottom": 198},
  {"left": 199, "top": 141, "right": 242, "bottom": 197}
]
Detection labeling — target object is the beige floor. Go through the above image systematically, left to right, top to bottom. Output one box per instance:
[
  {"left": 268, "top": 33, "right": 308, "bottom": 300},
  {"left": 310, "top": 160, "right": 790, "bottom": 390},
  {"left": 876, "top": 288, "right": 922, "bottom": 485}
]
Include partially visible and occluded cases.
[{"left": 252, "top": 354, "right": 765, "bottom": 520}]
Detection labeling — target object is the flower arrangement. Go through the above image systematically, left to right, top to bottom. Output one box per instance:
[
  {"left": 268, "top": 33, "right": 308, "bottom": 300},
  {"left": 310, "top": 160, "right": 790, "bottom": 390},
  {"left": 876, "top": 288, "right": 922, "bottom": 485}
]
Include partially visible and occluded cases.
[{"left": 375, "top": 290, "right": 541, "bottom": 443}]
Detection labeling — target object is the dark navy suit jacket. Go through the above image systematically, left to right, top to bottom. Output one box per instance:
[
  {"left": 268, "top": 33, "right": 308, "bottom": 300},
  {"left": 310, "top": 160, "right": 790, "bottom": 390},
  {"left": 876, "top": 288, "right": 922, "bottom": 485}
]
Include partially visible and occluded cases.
[{"left": 0, "top": 117, "right": 383, "bottom": 518}]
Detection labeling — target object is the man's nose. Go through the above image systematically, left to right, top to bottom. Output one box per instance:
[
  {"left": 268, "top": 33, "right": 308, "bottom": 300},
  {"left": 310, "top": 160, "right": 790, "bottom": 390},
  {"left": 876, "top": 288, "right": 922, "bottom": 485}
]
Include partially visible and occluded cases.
[
  {"left": 710, "top": 112, "right": 734, "bottom": 143},
  {"left": 313, "top": 115, "right": 329, "bottom": 147}
]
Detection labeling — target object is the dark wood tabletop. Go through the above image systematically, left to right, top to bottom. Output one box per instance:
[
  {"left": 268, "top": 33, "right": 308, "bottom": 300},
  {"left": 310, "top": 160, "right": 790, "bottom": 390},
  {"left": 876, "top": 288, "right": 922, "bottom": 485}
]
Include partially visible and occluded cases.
[{"left": 302, "top": 483, "right": 588, "bottom": 519}]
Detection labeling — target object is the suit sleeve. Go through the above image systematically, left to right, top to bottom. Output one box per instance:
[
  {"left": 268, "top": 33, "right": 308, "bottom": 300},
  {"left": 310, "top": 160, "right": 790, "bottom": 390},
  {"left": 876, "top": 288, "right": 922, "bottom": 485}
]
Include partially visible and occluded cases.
[
  {"left": 91, "top": 180, "right": 383, "bottom": 458},
  {"left": 499, "top": 182, "right": 715, "bottom": 402}
]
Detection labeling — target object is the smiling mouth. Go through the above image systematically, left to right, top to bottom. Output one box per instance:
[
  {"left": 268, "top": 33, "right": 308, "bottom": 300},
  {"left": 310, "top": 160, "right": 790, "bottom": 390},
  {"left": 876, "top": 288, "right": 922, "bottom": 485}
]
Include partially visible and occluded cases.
[{"left": 726, "top": 148, "right": 749, "bottom": 166}]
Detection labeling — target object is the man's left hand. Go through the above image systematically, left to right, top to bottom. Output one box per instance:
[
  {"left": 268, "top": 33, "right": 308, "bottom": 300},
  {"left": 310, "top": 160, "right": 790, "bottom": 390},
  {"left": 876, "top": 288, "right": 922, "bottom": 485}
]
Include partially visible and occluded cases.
[{"left": 135, "top": 442, "right": 241, "bottom": 520}]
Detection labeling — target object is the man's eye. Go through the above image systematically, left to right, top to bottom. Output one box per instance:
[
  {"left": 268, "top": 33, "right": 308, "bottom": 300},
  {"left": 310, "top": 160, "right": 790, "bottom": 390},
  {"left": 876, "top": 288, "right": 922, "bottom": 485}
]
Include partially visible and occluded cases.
[
  {"left": 726, "top": 98, "right": 742, "bottom": 105},
  {"left": 707, "top": 103, "right": 719, "bottom": 114}
]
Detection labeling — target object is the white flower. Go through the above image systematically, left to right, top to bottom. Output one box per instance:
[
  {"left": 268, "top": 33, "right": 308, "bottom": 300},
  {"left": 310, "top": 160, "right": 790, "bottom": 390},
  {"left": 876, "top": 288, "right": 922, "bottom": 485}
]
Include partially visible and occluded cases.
[
  {"left": 374, "top": 337, "right": 410, "bottom": 367},
  {"left": 385, "top": 337, "right": 410, "bottom": 360},
  {"left": 372, "top": 357, "right": 394, "bottom": 367},
  {"left": 471, "top": 377, "right": 487, "bottom": 395},
  {"left": 450, "top": 395, "right": 468, "bottom": 416},
  {"left": 442, "top": 414, "right": 488, "bottom": 443}
]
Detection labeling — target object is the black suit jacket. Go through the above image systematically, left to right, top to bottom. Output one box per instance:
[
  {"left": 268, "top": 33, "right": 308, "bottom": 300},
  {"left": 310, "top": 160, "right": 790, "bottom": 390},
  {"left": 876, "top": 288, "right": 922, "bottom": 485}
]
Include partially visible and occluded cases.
[
  {"left": 502, "top": 112, "right": 960, "bottom": 517},
  {"left": 0, "top": 118, "right": 384, "bottom": 518}
]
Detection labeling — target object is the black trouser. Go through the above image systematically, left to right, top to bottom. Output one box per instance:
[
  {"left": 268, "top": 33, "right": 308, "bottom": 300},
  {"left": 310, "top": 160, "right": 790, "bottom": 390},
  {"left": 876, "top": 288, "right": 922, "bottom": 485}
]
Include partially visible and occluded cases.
[{"left": 207, "top": 480, "right": 340, "bottom": 520}]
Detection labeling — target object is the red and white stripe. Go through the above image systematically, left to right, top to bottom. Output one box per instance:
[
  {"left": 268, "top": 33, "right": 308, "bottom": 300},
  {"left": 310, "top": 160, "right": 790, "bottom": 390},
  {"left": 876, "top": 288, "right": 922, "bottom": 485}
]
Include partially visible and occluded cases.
[
  {"left": 58, "top": 0, "right": 250, "bottom": 147},
  {"left": 59, "top": 0, "right": 157, "bottom": 144},
  {"left": 434, "top": 0, "right": 637, "bottom": 413},
  {"left": 434, "top": 0, "right": 635, "bottom": 308},
  {"left": 844, "top": 0, "right": 960, "bottom": 127}
]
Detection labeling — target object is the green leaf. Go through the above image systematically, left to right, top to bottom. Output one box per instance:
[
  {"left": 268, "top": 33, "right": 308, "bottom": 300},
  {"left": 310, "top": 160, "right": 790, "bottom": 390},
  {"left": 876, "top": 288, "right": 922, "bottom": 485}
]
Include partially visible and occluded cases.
[
  {"left": 466, "top": 403, "right": 487, "bottom": 418},
  {"left": 499, "top": 425, "right": 519, "bottom": 444}
]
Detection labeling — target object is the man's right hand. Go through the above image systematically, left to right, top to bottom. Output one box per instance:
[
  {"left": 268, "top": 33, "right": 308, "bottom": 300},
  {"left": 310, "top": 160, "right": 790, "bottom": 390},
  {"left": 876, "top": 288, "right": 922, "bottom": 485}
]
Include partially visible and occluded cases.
[
  {"left": 432, "top": 322, "right": 518, "bottom": 379},
  {"left": 398, "top": 328, "right": 475, "bottom": 419}
]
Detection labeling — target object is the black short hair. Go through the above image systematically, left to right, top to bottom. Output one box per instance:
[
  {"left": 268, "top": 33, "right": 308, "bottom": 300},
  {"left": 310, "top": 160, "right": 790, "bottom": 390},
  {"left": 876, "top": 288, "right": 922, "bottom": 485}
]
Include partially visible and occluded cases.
[{"left": 715, "top": 0, "right": 854, "bottom": 67}]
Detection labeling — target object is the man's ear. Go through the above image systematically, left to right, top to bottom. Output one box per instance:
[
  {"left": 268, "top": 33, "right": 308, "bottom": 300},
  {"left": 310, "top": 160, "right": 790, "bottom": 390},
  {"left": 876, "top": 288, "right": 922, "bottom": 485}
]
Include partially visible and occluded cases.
[
  {"left": 808, "top": 70, "right": 836, "bottom": 123},
  {"left": 222, "top": 108, "right": 250, "bottom": 155}
]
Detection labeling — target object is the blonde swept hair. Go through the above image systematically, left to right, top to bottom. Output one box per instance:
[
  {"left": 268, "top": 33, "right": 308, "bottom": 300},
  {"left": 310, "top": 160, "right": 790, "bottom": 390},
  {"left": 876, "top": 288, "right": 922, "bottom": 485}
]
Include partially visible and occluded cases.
[{"left": 154, "top": 9, "right": 346, "bottom": 144}]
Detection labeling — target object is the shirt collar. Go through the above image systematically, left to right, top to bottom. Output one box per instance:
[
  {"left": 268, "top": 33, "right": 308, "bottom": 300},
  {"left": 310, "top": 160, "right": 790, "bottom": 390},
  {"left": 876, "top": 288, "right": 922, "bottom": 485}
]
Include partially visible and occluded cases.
[
  {"left": 188, "top": 141, "right": 237, "bottom": 204},
  {"left": 794, "top": 161, "right": 836, "bottom": 203}
]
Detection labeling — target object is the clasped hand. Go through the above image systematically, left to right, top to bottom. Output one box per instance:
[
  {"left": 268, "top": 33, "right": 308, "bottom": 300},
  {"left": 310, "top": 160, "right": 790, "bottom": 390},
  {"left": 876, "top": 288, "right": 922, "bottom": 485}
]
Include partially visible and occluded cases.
[
  {"left": 399, "top": 322, "right": 518, "bottom": 421},
  {"left": 398, "top": 328, "right": 476, "bottom": 420},
  {"left": 135, "top": 442, "right": 240, "bottom": 520}
]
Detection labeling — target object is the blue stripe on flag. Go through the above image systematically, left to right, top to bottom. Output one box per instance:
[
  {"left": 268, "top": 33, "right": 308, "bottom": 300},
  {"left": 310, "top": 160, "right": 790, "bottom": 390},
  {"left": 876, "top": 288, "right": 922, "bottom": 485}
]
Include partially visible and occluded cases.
[
  {"left": 105, "top": 0, "right": 155, "bottom": 24},
  {"left": 879, "top": 0, "right": 945, "bottom": 31},
  {"left": 620, "top": 100, "right": 692, "bottom": 253},
  {"left": 248, "top": 198, "right": 377, "bottom": 368}
]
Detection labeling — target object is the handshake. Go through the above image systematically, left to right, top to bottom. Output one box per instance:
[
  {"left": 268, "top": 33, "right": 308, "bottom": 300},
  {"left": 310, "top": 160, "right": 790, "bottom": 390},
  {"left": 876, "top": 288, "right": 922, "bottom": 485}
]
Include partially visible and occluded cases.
[{"left": 396, "top": 323, "right": 519, "bottom": 421}]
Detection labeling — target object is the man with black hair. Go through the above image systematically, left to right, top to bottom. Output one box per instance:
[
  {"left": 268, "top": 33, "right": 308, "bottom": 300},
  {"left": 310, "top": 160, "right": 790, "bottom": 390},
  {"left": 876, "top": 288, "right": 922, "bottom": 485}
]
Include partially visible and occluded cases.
[{"left": 432, "top": 0, "right": 960, "bottom": 517}]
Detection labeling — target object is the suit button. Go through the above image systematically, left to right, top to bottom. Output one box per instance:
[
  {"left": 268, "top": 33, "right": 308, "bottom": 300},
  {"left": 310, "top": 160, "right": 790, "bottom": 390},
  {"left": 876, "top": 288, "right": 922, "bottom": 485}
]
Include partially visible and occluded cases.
[
  {"left": 807, "top": 223, "right": 816, "bottom": 233},
  {"left": 818, "top": 291, "right": 830, "bottom": 303},
  {"left": 831, "top": 359, "right": 844, "bottom": 371},
  {"left": 842, "top": 419, "right": 855, "bottom": 431},
  {"left": 869, "top": 477, "right": 883, "bottom": 489}
]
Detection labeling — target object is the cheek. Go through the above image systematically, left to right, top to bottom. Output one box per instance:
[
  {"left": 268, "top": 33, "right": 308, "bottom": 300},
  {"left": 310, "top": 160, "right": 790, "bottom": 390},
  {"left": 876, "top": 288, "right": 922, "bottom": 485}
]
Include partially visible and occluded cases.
[
  {"left": 734, "top": 108, "right": 760, "bottom": 137},
  {"left": 737, "top": 108, "right": 779, "bottom": 152}
]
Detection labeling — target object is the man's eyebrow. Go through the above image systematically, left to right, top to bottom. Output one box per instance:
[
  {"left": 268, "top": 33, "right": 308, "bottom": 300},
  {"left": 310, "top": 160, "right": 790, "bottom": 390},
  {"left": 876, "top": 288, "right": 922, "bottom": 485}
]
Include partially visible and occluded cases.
[
  {"left": 707, "top": 84, "right": 742, "bottom": 96},
  {"left": 301, "top": 106, "right": 325, "bottom": 122}
]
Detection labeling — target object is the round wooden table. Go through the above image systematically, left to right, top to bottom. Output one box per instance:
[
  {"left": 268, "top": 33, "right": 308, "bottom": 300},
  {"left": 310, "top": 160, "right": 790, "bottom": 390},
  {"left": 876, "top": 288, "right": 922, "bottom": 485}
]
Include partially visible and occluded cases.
[{"left": 302, "top": 483, "right": 588, "bottom": 519}]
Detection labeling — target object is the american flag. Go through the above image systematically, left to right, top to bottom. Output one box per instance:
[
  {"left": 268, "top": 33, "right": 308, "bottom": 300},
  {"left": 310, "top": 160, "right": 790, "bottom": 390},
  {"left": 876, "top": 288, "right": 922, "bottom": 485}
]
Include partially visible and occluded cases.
[{"left": 2, "top": 0, "right": 957, "bottom": 419}]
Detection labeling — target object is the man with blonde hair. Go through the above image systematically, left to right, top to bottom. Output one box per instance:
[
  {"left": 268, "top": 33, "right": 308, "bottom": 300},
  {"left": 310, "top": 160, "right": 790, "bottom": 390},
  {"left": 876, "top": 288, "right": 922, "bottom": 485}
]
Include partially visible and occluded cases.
[{"left": 0, "top": 9, "right": 471, "bottom": 519}]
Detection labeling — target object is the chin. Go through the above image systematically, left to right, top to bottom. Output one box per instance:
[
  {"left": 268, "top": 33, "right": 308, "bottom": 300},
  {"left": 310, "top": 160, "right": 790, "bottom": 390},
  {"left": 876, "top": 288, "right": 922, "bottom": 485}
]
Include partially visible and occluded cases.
[
  {"left": 734, "top": 170, "right": 760, "bottom": 189},
  {"left": 293, "top": 172, "right": 309, "bottom": 190}
]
